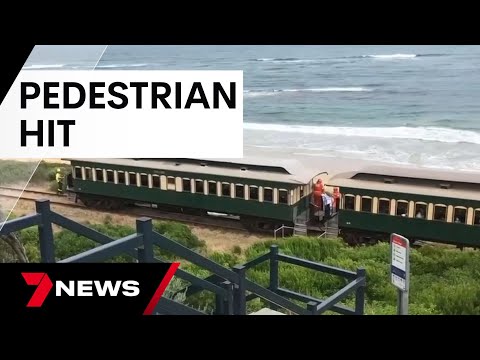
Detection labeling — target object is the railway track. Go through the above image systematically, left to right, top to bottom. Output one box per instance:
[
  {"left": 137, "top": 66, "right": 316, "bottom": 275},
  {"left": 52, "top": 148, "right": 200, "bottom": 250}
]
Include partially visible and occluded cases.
[{"left": 0, "top": 186, "right": 248, "bottom": 232}]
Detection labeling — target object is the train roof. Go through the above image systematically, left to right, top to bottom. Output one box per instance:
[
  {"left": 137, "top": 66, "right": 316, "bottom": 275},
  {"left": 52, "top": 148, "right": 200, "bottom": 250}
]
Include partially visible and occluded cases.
[
  {"left": 64, "top": 158, "right": 323, "bottom": 185},
  {"left": 328, "top": 165, "right": 480, "bottom": 201}
]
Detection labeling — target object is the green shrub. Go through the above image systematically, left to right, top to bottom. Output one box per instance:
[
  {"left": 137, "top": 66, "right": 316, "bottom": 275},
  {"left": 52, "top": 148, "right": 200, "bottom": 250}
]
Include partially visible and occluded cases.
[{"left": 153, "top": 221, "right": 206, "bottom": 250}]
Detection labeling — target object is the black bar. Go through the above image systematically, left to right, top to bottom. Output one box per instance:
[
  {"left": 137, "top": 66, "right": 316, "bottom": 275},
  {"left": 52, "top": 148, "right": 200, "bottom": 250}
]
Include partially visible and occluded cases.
[
  {"left": 0, "top": 213, "right": 41, "bottom": 235},
  {"left": 278, "top": 254, "right": 357, "bottom": 279}
]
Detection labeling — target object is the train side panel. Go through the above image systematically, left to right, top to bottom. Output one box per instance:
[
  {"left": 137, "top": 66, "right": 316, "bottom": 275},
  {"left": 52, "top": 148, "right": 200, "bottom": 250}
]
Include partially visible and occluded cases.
[
  {"left": 72, "top": 178, "right": 296, "bottom": 223},
  {"left": 339, "top": 210, "right": 480, "bottom": 247}
]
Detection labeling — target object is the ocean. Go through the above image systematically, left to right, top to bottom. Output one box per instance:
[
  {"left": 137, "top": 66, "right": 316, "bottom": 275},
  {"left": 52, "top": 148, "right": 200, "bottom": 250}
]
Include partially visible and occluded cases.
[{"left": 23, "top": 45, "right": 480, "bottom": 171}]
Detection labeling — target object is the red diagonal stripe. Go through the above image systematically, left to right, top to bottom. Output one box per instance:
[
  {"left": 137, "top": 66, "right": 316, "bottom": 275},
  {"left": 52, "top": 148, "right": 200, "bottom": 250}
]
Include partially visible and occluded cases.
[{"left": 143, "top": 263, "right": 180, "bottom": 315}]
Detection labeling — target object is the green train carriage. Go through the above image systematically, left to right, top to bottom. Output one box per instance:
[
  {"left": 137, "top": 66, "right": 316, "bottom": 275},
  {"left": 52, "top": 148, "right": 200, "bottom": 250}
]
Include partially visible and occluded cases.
[
  {"left": 65, "top": 158, "right": 327, "bottom": 231},
  {"left": 327, "top": 165, "right": 480, "bottom": 248}
]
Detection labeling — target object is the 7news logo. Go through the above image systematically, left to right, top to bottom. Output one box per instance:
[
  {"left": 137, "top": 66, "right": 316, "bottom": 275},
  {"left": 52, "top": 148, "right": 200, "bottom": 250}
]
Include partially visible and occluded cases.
[
  {"left": 10, "top": 263, "right": 180, "bottom": 317},
  {"left": 22, "top": 272, "right": 140, "bottom": 307}
]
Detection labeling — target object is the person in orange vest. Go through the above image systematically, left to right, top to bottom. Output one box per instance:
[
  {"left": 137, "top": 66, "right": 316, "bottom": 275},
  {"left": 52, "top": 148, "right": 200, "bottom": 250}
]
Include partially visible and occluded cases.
[
  {"left": 56, "top": 168, "right": 64, "bottom": 195},
  {"left": 332, "top": 187, "right": 341, "bottom": 212}
]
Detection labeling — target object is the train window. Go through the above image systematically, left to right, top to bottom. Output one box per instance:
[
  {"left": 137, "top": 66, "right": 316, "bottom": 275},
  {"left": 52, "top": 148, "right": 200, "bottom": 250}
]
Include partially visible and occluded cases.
[
  {"left": 74, "top": 167, "right": 82, "bottom": 179},
  {"left": 84, "top": 167, "right": 92, "bottom": 181},
  {"left": 95, "top": 168, "right": 104, "bottom": 182},
  {"left": 106, "top": 170, "right": 114, "bottom": 183},
  {"left": 118, "top": 171, "right": 126, "bottom": 184},
  {"left": 129, "top": 172, "right": 137, "bottom": 186},
  {"left": 140, "top": 173, "right": 148, "bottom": 187},
  {"left": 152, "top": 175, "right": 160, "bottom": 188},
  {"left": 167, "top": 176, "right": 176, "bottom": 190},
  {"left": 183, "top": 178, "right": 191, "bottom": 192},
  {"left": 195, "top": 179, "right": 204, "bottom": 194},
  {"left": 208, "top": 181, "right": 217, "bottom": 195},
  {"left": 222, "top": 182, "right": 230, "bottom": 197},
  {"left": 235, "top": 184, "right": 244, "bottom": 199},
  {"left": 250, "top": 186, "right": 259, "bottom": 201},
  {"left": 300, "top": 186, "right": 304, "bottom": 198},
  {"left": 264, "top": 187, "right": 273, "bottom": 203},
  {"left": 279, "top": 189, "right": 288, "bottom": 204},
  {"left": 344, "top": 195, "right": 355, "bottom": 210},
  {"left": 361, "top": 197, "right": 372, "bottom": 212},
  {"left": 378, "top": 199, "right": 390, "bottom": 214},
  {"left": 396, "top": 201, "right": 408, "bottom": 217},
  {"left": 415, "top": 203, "right": 427, "bottom": 219},
  {"left": 434, "top": 205, "right": 447, "bottom": 221},
  {"left": 453, "top": 207, "right": 467, "bottom": 224},
  {"left": 475, "top": 210, "right": 480, "bottom": 226}
]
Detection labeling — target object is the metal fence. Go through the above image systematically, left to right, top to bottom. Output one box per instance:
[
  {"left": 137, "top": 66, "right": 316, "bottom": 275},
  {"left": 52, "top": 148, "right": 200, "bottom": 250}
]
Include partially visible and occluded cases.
[{"left": 0, "top": 199, "right": 366, "bottom": 315}]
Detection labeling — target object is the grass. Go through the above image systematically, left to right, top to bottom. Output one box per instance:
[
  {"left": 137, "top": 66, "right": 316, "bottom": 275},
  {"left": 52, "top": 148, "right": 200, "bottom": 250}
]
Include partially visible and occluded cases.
[{"left": 0, "top": 159, "right": 70, "bottom": 187}]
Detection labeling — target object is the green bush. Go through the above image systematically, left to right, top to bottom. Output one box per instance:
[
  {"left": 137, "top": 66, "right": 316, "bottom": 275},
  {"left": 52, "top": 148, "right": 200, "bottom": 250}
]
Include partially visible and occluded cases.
[{"left": 153, "top": 221, "right": 206, "bottom": 250}]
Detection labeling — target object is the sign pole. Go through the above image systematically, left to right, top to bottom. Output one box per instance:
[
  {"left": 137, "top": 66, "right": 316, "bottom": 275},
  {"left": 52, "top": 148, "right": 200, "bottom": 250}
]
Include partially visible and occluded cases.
[
  {"left": 390, "top": 233, "right": 410, "bottom": 315},
  {"left": 397, "top": 288, "right": 409, "bottom": 315}
]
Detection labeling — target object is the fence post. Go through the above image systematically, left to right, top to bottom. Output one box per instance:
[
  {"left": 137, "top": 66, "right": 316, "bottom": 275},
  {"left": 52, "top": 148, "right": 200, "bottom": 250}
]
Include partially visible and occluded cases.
[
  {"left": 36, "top": 200, "right": 55, "bottom": 263},
  {"left": 136, "top": 217, "right": 154, "bottom": 262},
  {"left": 269, "top": 245, "right": 279, "bottom": 310},
  {"left": 233, "top": 265, "right": 246, "bottom": 315},
  {"left": 355, "top": 267, "right": 366, "bottom": 315},
  {"left": 215, "top": 281, "right": 234, "bottom": 315},
  {"left": 307, "top": 301, "right": 318, "bottom": 315}
]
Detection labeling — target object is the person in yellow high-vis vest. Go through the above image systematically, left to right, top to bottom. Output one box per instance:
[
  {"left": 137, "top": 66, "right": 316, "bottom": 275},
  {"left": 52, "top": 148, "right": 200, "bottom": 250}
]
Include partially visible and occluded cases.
[{"left": 55, "top": 168, "right": 64, "bottom": 195}]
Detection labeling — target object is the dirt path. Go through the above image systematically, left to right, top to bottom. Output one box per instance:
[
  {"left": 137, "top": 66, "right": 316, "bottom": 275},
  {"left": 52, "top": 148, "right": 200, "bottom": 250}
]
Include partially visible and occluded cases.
[{"left": 10, "top": 199, "right": 269, "bottom": 253}]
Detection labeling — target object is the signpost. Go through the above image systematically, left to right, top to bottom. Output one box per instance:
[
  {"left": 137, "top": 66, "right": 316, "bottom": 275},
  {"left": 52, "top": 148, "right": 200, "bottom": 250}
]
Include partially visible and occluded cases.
[{"left": 390, "top": 233, "right": 410, "bottom": 315}]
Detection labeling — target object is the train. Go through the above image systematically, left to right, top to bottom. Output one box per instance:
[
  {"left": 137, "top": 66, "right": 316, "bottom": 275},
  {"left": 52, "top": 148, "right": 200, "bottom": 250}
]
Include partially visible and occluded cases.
[{"left": 63, "top": 157, "right": 480, "bottom": 248}]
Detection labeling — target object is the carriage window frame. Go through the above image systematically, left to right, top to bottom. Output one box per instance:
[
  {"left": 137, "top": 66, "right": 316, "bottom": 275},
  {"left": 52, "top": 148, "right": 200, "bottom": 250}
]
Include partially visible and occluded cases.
[
  {"left": 74, "top": 166, "right": 82, "bottom": 179},
  {"left": 85, "top": 167, "right": 92, "bottom": 181},
  {"left": 95, "top": 168, "right": 104, "bottom": 182},
  {"left": 106, "top": 170, "right": 114, "bottom": 183},
  {"left": 117, "top": 171, "right": 126, "bottom": 185},
  {"left": 128, "top": 172, "right": 137, "bottom": 187},
  {"left": 139, "top": 173, "right": 149, "bottom": 187},
  {"left": 152, "top": 175, "right": 160, "bottom": 188},
  {"left": 167, "top": 176, "right": 176, "bottom": 191},
  {"left": 182, "top": 178, "right": 191, "bottom": 192},
  {"left": 195, "top": 179, "right": 204, "bottom": 194},
  {"left": 208, "top": 181, "right": 217, "bottom": 196},
  {"left": 221, "top": 182, "right": 230, "bottom": 197},
  {"left": 235, "top": 184, "right": 244, "bottom": 199},
  {"left": 249, "top": 185, "right": 259, "bottom": 201},
  {"left": 264, "top": 187, "right": 273, "bottom": 203},
  {"left": 279, "top": 189, "right": 288, "bottom": 205},
  {"left": 344, "top": 195, "right": 355, "bottom": 210},
  {"left": 360, "top": 196, "right": 373, "bottom": 213},
  {"left": 377, "top": 198, "right": 390, "bottom": 215},
  {"left": 396, "top": 200, "right": 409, "bottom": 217},
  {"left": 414, "top": 202, "right": 428, "bottom": 219},
  {"left": 433, "top": 204, "right": 447, "bottom": 222},
  {"left": 453, "top": 206, "right": 467, "bottom": 224},
  {"left": 474, "top": 209, "right": 480, "bottom": 226}
]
